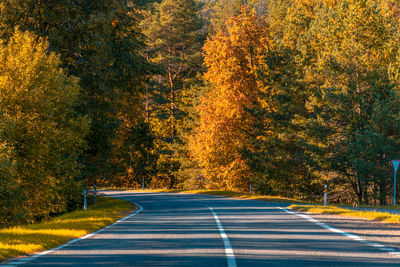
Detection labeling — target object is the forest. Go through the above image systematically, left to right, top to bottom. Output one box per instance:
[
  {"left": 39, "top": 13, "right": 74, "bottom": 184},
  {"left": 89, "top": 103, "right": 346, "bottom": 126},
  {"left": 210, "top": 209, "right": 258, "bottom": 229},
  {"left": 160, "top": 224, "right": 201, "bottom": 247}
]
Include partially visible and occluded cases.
[{"left": 1, "top": 0, "right": 400, "bottom": 226}]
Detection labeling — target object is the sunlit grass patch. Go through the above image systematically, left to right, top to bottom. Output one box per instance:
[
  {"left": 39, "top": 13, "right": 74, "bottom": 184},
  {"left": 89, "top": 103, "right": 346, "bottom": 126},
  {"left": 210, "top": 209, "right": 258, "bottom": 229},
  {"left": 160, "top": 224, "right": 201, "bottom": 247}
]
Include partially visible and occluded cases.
[
  {"left": 0, "top": 197, "right": 134, "bottom": 262},
  {"left": 289, "top": 205, "right": 400, "bottom": 224}
]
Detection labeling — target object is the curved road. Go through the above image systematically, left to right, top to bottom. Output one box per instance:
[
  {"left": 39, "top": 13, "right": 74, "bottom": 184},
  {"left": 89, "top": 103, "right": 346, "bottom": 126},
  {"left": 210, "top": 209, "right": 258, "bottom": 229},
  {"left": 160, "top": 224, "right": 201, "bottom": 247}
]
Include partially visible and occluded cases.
[{"left": 5, "top": 191, "right": 400, "bottom": 266}]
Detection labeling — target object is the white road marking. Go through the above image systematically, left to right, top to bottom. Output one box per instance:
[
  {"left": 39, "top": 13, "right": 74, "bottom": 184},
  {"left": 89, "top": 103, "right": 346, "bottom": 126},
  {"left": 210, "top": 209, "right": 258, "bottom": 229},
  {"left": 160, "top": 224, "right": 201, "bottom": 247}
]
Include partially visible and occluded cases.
[
  {"left": 1, "top": 202, "right": 144, "bottom": 266},
  {"left": 208, "top": 206, "right": 237, "bottom": 267},
  {"left": 278, "top": 207, "right": 400, "bottom": 258},
  {"left": 369, "top": 243, "right": 385, "bottom": 247},
  {"left": 380, "top": 248, "right": 395, "bottom": 252}
]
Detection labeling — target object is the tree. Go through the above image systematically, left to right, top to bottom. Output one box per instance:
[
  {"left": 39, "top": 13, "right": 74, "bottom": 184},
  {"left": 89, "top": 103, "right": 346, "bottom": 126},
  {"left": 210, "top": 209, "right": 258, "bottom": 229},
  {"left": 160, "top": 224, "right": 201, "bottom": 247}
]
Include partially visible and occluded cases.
[
  {"left": 0, "top": 0, "right": 150, "bottom": 186},
  {"left": 142, "top": 0, "right": 205, "bottom": 188},
  {"left": 206, "top": 0, "right": 246, "bottom": 33},
  {"left": 258, "top": 0, "right": 328, "bottom": 198},
  {"left": 303, "top": 0, "right": 400, "bottom": 204},
  {"left": 191, "top": 8, "right": 272, "bottom": 191},
  {"left": 0, "top": 31, "right": 89, "bottom": 225}
]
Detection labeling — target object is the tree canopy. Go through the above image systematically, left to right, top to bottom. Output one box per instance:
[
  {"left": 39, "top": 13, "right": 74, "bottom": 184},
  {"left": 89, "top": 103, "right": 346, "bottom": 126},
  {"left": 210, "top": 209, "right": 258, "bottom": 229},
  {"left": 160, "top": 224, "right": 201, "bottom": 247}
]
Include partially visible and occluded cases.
[{"left": 3, "top": 0, "right": 400, "bottom": 226}]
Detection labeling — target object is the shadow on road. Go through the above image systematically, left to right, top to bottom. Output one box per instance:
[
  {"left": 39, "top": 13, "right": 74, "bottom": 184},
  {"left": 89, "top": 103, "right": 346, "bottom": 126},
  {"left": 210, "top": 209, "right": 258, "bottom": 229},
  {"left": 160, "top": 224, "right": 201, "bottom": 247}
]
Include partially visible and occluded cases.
[{"left": 21, "top": 191, "right": 400, "bottom": 266}]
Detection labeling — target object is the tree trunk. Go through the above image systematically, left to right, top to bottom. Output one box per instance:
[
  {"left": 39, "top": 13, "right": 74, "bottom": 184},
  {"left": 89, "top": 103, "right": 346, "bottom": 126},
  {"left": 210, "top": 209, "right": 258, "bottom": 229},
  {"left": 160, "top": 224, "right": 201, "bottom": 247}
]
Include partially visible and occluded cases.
[
  {"left": 168, "top": 68, "right": 176, "bottom": 189},
  {"left": 168, "top": 69, "right": 176, "bottom": 139},
  {"left": 379, "top": 178, "right": 387, "bottom": 205},
  {"left": 356, "top": 179, "right": 363, "bottom": 204},
  {"left": 363, "top": 182, "right": 368, "bottom": 205}
]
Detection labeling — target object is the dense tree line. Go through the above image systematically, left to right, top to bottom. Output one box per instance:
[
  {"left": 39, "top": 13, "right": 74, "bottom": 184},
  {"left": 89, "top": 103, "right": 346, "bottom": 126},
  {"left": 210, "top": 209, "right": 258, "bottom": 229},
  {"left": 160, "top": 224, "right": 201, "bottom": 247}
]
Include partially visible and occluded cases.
[
  {"left": 0, "top": 0, "right": 150, "bottom": 225},
  {"left": 2, "top": 0, "right": 400, "bottom": 226},
  {"left": 190, "top": 0, "right": 400, "bottom": 205}
]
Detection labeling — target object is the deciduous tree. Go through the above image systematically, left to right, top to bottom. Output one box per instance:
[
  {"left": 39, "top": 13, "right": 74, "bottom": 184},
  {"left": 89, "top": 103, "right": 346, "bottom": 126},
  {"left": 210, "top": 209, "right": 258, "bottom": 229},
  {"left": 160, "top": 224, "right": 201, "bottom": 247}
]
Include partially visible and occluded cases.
[
  {"left": 191, "top": 8, "right": 271, "bottom": 190},
  {"left": 0, "top": 31, "right": 89, "bottom": 225}
]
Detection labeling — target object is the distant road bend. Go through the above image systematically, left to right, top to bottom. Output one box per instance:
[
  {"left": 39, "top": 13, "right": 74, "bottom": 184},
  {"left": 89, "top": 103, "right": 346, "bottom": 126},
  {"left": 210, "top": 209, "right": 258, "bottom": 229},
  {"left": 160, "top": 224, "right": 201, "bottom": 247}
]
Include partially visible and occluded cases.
[{"left": 4, "top": 191, "right": 400, "bottom": 266}]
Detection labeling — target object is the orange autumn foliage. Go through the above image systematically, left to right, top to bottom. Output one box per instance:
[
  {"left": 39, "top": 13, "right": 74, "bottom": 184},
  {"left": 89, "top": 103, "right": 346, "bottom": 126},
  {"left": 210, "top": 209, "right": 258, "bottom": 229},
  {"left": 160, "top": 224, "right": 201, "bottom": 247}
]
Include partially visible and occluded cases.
[{"left": 190, "top": 8, "right": 272, "bottom": 191}]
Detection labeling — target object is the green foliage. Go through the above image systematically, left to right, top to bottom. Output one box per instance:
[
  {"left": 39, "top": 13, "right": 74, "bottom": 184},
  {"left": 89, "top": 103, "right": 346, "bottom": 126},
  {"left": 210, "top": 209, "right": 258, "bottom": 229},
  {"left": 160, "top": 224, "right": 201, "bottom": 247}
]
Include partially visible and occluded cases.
[
  {"left": 0, "top": 0, "right": 151, "bottom": 185},
  {"left": 2, "top": 0, "right": 400, "bottom": 217},
  {"left": 141, "top": 0, "right": 205, "bottom": 188},
  {"left": 189, "top": 0, "right": 400, "bottom": 204},
  {"left": 205, "top": 0, "right": 269, "bottom": 33},
  {"left": 207, "top": 0, "right": 247, "bottom": 32},
  {"left": 252, "top": 0, "right": 326, "bottom": 198},
  {"left": 302, "top": 0, "right": 400, "bottom": 204},
  {"left": 0, "top": 31, "right": 90, "bottom": 225},
  {"left": 110, "top": 122, "right": 157, "bottom": 188}
]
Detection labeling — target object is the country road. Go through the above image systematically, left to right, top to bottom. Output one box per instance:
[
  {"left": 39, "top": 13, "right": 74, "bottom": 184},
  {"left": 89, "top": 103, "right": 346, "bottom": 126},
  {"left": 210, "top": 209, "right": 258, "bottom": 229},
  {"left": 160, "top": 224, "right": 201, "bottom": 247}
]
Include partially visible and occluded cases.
[{"left": 5, "top": 191, "right": 400, "bottom": 266}]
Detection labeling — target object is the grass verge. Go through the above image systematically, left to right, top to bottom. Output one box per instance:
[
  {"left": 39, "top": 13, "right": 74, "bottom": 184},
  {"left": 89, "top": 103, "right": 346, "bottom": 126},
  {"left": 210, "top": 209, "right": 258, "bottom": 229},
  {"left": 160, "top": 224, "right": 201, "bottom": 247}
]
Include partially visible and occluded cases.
[
  {"left": 0, "top": 197, "right": 134, "bottom": 262},
  {"left": 289, "top": 205, "right": 400, "bottom": 224}
]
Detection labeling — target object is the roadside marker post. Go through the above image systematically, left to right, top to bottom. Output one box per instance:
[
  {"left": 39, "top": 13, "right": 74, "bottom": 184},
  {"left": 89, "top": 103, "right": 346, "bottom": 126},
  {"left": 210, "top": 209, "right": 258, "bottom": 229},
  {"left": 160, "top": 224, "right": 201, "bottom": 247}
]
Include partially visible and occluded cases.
[
  {"left": 391, "top": 160, "right": 400, "bottom": 206},
  {"left": 250, "top": 178, "right": 252, "bottom": 194},
  {"left": 324, "top": 184, "right": 327, "bottom": 206},
  {"left": 94, "top": 185, "right": 97, "bottom": 203},
  {"left": 84, "top": 190, "right": 87, "bottom": 211}
]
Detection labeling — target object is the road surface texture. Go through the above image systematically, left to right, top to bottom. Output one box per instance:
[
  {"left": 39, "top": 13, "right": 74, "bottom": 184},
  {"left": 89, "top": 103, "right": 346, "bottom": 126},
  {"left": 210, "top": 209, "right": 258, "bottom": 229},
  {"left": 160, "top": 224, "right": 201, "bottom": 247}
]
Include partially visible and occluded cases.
[{"left": 3, "top": 191, "right": 400, "bottom": 266}]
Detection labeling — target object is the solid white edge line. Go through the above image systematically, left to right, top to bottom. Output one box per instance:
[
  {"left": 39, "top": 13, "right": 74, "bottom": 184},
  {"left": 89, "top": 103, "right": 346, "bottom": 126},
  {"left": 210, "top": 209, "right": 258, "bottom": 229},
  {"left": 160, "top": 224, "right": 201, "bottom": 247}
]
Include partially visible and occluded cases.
[
  {"left": 1, "top": 202, "right": 143, "bottom": 266},
  {"left": 208, "top": 206, "right": 237, "bottom": 267},
  {"left": 277, "top": 207, "right": 400, "bottom": 257},
  {"left": 380, "top": 248, "right": 396, "bottom": 252}
]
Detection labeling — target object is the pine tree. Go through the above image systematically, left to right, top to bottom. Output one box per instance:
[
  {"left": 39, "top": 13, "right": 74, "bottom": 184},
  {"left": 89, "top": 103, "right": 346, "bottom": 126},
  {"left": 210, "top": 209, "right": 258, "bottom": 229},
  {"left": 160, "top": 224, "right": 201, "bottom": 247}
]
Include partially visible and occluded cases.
[
  {"left": 142, "top": 0, "right": 205, "bottom": 188},
  {"left": 250, "top": 0, "right": 326, "bottom": 198}
]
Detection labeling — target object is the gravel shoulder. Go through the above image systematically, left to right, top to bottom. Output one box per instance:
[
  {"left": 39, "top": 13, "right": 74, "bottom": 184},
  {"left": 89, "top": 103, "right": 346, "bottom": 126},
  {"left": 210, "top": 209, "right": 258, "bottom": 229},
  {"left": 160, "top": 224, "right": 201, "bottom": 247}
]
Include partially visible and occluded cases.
[{"left": 301, "top": 211, "right": 400, "bottom": 250}]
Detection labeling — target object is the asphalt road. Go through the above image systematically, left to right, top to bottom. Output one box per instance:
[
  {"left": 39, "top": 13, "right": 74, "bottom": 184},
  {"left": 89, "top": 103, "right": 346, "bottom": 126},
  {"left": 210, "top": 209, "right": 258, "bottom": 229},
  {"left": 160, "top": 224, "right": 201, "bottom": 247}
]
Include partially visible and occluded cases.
[{"left": 7, "top": 191, "right": 400, "bottom": 266}]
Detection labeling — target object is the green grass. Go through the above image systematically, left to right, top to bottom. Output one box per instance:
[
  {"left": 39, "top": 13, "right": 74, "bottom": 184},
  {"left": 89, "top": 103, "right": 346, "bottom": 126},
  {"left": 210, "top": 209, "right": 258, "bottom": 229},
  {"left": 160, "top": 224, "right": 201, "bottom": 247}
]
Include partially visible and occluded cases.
[
  {"left": 0, "top": 197, "right": 134, "bottom": 261},
  {"left": 289, "top": 205, "right": 400, "bottom": 224}
]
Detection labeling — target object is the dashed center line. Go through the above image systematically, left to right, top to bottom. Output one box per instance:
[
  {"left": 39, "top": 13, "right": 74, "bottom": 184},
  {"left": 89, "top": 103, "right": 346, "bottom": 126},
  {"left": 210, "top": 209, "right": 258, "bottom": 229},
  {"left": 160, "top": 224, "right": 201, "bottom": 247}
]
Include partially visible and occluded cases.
[{"left": 278, "top": 207, "right": 400, "bottom": 258}]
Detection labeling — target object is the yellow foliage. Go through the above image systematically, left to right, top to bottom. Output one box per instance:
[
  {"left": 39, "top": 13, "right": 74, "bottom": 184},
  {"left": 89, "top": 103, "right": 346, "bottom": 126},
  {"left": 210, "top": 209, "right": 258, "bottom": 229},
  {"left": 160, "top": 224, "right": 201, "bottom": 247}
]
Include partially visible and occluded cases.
[
  {"left": 190, "top": 8, "right": 273, "bottom": 191},
  {"left": 0, "top": 30, "right": 90, "bottom": 225}
]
